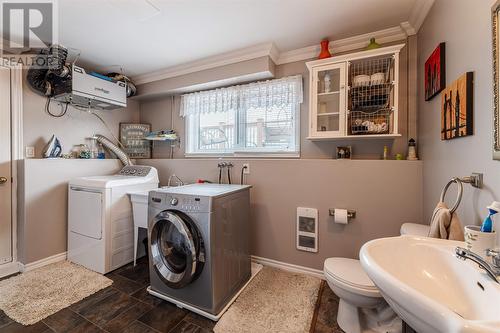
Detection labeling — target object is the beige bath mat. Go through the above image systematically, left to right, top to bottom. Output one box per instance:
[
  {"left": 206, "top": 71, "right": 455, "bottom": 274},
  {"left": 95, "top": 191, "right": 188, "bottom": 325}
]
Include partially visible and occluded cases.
[
  {"left": 0, "top": 260, "right": 112, "bottom": 325},
  {"left": 214, "top": 266, "right": 321, "bottom": 333}
]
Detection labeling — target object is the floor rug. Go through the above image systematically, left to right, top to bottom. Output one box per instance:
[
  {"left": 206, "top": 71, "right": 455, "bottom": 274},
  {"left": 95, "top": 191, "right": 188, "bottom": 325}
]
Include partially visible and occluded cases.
[
  {"left": 0, "top": 261, "right": 112, "bottom": 325},
  {"left": 214, "top": 266, "right": 321, "bottom": 333}
]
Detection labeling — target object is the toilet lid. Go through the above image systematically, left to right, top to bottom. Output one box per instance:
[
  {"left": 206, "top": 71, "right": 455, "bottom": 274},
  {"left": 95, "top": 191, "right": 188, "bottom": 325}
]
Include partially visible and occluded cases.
[{"left": 324, "top": 258, "right": 377, "bottom": 290}]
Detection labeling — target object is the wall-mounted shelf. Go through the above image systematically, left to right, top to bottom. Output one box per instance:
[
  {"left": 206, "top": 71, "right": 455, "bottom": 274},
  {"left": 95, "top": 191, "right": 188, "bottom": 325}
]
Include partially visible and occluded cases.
[
  {"left": 306, "top": 44, "right": 404, "bottom": 141},
  {"left": 317, "top": 91, "right": 340, "bottom": 96},
  {"left": 317, "top": 112, "right": 340, "bottom": 117},
  {"left": 306, "top": 134, "right": 402, "bottom": 141}
]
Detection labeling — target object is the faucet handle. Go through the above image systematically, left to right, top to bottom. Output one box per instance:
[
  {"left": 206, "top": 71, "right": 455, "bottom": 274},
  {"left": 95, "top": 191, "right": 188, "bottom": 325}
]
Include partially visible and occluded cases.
[
  {"left": 486, "top": 248, "right": 500, "bottom": 268},
  {"left": 487, "top": 248, "right": 500, "bottom": 255}
]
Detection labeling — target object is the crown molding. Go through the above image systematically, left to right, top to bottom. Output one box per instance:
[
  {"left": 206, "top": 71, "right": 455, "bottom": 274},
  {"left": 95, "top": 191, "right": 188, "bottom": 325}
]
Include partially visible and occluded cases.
[
  {"left": 407, "top": 0, "right": 435, "bottom": 35},
  {"left": 134, "top": 17, "right": 431, "bottom": 86},
  {"left": 400, "top": 21, "right": 416, "bottom": 36},
  {"left": 276, "top": 25, "right": 407, "bottom": 65},
  {"left": 134, "top": 42, "right": 276, "bottom": 85},
  {"left": 268, "top": 42, "right": 281, "bottom": 65}
]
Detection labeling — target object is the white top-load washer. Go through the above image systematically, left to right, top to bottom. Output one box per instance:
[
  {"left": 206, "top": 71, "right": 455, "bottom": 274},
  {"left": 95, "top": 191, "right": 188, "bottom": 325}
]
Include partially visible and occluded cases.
[{"left": 68, "top": 165, "right": 159, "bottom": 274}]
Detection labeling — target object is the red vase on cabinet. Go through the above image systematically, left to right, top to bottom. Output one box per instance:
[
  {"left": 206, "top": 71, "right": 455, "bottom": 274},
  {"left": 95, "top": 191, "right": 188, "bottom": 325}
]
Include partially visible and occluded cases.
[{"left": 318, "top": 39, "right": 332, "bottom": 59}]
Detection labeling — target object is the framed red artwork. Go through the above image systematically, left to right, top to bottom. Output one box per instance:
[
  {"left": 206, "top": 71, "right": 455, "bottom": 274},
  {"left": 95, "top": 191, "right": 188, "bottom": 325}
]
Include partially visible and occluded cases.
[{"left": 425, "top": 42, "right": 446, "bottom": 101}]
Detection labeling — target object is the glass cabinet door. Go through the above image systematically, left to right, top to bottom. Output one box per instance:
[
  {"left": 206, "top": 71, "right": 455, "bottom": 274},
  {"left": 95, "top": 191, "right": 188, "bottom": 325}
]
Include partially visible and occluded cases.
[{"left": 311, "top": 63, "right": 346, "bottom": 137}]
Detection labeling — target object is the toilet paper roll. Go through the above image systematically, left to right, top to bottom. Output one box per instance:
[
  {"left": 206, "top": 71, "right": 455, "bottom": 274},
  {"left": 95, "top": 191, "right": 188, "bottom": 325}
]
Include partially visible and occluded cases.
[{"left": 334, "top": 209, "right": 349, "bottom": 224}]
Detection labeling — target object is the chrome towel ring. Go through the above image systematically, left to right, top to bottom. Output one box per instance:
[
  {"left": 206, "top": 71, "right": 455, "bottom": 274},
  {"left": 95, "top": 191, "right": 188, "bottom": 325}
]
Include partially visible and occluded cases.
[
  {"left": 440, "top": 173, "right": 484, "bottom": 214},
  {"left": 440, "top": 177, "right": 463, "bottom": 214}
]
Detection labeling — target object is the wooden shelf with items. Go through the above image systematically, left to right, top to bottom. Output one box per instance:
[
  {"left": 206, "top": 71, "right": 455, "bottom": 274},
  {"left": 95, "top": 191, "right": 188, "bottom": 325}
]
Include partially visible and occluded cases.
[{"left": 306, "top": 44, "right": 404, "bottom": 140}]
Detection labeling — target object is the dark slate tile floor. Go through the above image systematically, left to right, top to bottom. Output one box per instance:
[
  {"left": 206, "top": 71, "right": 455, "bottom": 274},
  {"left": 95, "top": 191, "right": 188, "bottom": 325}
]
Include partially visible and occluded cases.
[
  {"left": 0, "top": 257, "right": 343, "bottom": 333},
  {"left": 311, "top": 282, "right": 344, "bottom": 333}
]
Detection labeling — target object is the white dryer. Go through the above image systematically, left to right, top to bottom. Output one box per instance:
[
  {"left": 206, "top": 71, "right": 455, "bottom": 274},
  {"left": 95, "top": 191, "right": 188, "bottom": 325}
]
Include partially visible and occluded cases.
[{"left": 68, "top": 165, "right": 159, "bottom": 274}]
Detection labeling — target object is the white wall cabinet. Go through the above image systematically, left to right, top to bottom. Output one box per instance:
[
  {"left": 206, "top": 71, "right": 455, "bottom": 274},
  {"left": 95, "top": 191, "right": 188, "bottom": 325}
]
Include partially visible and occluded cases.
[{"left": 306, "top": 44, "right": 404, "bottom": 140}]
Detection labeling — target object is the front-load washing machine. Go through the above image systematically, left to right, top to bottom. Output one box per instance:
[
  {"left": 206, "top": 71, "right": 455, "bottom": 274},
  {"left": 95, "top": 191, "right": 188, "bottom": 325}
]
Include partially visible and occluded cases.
[{"left": 147, "top": 184, "right": 251, "bottom": 319}]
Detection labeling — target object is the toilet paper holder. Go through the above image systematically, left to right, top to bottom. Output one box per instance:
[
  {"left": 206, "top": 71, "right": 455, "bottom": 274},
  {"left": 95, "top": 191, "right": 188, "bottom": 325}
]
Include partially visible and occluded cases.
[{"left": 329, "top": 209, "right": 356, "bottom": 220}]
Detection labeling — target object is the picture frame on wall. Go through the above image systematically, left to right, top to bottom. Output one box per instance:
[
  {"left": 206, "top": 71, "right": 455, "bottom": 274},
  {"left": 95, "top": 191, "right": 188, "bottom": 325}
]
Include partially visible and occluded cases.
[
  {"left": 492, "top": 1, "right": 500, "bottom": 159},
  {"left": 425, "top": 42, "right": 446, "bottom": 101},
  {"left": 440, "top": 72, "right": 474, "bottom": 140},
  {"left": 119, "top": 123, "right": 152, "bottom": 159}
]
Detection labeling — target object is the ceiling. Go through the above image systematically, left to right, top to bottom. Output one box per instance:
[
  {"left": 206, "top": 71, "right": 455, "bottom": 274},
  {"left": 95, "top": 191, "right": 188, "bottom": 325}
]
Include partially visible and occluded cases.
[{"left": 55, "top": 0, "right": 422, "bottom": 80}]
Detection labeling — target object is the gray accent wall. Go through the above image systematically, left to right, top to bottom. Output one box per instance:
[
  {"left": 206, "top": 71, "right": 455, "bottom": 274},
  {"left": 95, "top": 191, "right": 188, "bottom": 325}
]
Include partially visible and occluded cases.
[
  {"left": 418, "top": 0, "right": 500, "bottom": 245},
  {"left": 16, "top": 38, "right": 423, "bottom": 267},
  {"left": 136, "top": 38, "right": 424, "bottom": 269},
  {"left": 139, "top": 39, "right": 418, "bottom": 160},
  {"left": 138, "top": 159, "right": 423, "bottom": 270}
]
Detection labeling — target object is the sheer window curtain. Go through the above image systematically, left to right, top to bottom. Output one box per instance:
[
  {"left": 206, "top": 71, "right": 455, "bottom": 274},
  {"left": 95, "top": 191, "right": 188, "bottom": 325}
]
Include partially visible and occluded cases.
[{"left": 180, "top": 75, "right": 303, "bottom": 117}]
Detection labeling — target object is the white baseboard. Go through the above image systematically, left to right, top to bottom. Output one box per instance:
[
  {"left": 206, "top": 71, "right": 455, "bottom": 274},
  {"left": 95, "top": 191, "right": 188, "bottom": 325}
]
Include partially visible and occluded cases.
[
  {"left": 15, "top": 252, "right": 323, "bottom": 282},
  {"left": 19, "top": 252, "right": 67, "bottom": 272},
  {"left": 251, "top": 255, "right": 325, "bottom": 280},
  {"left": 0, "top": 261, "right": 21, "bottom": 278}
]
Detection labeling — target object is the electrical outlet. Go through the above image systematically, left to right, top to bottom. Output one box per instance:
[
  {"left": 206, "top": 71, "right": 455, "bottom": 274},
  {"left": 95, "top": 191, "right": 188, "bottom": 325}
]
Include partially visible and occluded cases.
[
  {"left": 25, "top": 146, "right": 35, "bottom": 158},
  {"left": 243, "top": 163, "right": 250, "bottom": 174}
]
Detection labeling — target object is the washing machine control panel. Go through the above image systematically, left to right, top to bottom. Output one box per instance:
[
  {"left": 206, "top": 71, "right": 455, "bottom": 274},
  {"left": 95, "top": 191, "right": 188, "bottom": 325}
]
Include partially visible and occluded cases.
[
  {"left": 119, "top": 166, "right": 152, "bottom": 177},
  {"left": 149, "top": 192, "right": 210, "bottom": 212},
  {"left": 177, "top": 196, "right": 205, "bottom": 212}
]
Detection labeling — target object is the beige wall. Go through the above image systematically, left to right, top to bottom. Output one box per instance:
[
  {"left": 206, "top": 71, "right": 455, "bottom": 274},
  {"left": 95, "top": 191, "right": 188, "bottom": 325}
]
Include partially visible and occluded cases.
[
  {"left": 418, "top": 0, "right": 500, "bottom": 245},
  {"left": 139, "top": 39, "right": 417, "bottom": 160},
  {"left": 22, "top": 74, "right": 140, "bottom": 158},
  {"left": 17, "top": 159, "right": 122, "bottom": 264},
  {"left": 138, "top": 159, "right": 423, "bottom": 270}
]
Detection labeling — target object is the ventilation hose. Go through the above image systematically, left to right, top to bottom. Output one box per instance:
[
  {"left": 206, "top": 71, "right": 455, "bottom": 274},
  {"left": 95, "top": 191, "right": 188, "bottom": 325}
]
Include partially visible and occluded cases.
[
  {"left": 26, "top": 44, "right": 69, "bottom": 96},
  {"left": 47, "top": 44, "right": 69, "bottom": 77},
  {"left": 27, "top": 48, "right": 52, "bottom": 96},
  {"left": 92, "top": 134, "right": 132, "bottom": 166}
]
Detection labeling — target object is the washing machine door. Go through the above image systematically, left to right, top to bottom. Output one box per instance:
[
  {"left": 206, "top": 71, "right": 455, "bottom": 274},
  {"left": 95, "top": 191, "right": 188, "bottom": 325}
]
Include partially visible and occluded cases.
[{"left": 150, "top": 210, "right": 205, "bottom": 289}]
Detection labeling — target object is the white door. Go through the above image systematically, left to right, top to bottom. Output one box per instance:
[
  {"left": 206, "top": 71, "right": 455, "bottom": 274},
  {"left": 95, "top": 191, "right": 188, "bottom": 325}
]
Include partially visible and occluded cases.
[{"left": 0, "top": 65, "right": 12, "bottom": 265}]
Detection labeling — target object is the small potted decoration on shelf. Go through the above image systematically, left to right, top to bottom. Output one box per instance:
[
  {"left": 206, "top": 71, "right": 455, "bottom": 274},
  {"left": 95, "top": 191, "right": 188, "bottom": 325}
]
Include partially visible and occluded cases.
[
  {"left": 366, "top": 37, "right": 381, "bottom": 50},
  {"left": 318, "top": 39, "right": 332, "bottom": 59},
  {"left": 407, "top": 138, "right": 418, "bottom": 160}
]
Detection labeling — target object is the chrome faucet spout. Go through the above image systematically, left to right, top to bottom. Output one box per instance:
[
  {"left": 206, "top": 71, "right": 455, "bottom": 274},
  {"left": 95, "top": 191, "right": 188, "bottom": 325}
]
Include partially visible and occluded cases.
[{"left": 455, "top": 247, "right": 500, "bottom": 284}]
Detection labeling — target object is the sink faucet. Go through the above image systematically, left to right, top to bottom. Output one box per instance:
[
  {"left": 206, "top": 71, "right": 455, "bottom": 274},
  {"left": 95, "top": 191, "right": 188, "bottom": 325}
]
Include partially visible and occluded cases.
[
  {"left": 167, "top": 174, "right": 184, "bottom": 187},
  {"left": 455, "top": 247, "right": 500, "bottom": 284}
]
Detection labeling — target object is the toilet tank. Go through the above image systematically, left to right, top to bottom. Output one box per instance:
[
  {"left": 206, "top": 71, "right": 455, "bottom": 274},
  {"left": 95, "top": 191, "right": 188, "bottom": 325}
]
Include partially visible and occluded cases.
[{"left": 400, "top": 223, "right": 430, "bottom": 236}]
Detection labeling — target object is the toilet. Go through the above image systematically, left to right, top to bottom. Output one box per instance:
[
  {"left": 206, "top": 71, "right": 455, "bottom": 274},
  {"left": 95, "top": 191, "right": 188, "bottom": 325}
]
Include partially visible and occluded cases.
[{"left": 324, "top": 258, "right": 400, "bottom": 333}]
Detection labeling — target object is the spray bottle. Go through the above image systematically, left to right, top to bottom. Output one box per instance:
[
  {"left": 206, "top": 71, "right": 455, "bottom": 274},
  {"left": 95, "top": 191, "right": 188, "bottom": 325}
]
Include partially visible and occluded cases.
[{"left": 481, "top": 201, "right": 500, "bottom": 232}]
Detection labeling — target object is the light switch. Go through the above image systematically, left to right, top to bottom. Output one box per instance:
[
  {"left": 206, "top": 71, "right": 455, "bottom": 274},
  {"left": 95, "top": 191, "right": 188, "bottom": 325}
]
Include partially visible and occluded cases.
[{"left": 25, "top": 146, "right": 35, "bottom": 158}]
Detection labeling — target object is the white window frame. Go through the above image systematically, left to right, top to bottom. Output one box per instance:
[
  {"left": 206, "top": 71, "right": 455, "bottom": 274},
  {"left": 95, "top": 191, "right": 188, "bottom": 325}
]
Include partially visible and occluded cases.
[{"left": 184, "top": 101, "right": 301, "bottom": 158}]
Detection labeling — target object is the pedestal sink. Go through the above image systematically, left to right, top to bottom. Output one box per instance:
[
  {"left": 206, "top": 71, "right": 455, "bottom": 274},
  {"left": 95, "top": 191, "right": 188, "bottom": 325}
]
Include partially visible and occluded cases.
[{"left": 360, "top": 236, "right": 500, "bottom": 333}]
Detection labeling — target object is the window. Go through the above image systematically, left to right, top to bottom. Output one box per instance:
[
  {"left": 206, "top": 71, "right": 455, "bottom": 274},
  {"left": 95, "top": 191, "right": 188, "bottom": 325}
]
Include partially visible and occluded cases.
[{"left": 181, "top": 75, "right": 303, "bottom": 156}]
